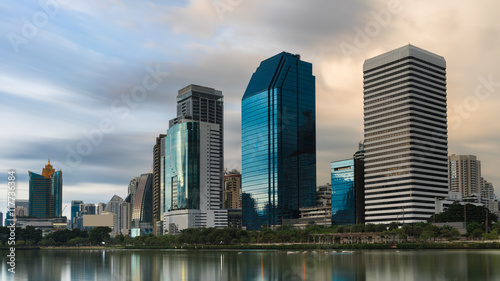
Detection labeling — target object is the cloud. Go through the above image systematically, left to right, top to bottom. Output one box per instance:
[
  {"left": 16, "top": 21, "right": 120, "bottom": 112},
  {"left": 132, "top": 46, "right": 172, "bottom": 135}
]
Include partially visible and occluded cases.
[{"left": 1, "top": 0, "right": 500, "bottom": 204}]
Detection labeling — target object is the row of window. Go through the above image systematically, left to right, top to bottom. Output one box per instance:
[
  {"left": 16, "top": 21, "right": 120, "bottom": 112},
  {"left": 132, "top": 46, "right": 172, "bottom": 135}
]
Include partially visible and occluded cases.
[
  {"left": 364, "top": 61, "right": 446, "bottom": 83},
  {"left": 364, "top": 82, "right": 446, "bottom": 101}
]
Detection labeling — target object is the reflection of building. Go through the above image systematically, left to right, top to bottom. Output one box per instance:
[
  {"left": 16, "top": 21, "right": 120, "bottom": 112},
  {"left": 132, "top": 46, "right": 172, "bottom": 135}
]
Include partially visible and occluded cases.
[
  {"left": 363, "top": 45, "right": 449, "bottom": 224},
  {"left": 241, "top": 52, "right": 317, "bottom": 230},
  {"left": 163, "top": 85, "right": 227, "bottom": 232},
  {"left": 449, "top": 154, "right": 482, "bottom": 197},
  {"left": 29, "top": 160, "right": 63, "bottom": 217},
  {"left": 224, "top": 170, "right": 242, "bottom": 209},
  {"left": 132, "top": 173, "right": 153, "bottom": 229}
]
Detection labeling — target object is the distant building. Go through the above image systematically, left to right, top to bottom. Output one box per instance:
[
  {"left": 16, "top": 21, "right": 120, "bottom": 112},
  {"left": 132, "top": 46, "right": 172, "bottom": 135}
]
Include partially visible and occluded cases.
[
  {"left": 241, "top": 52, "right": 317, "bottom": 230},
  {"left": 153, "top": 134, "right": 166, "bottom": 235},
  {"left": 449, "top": 155, "right": 482, "bottom": 197},
  {"left": 331, "top": 157, "right": 365, "bottom": 225},
  {"left": 29, "top": 160, "right": 63, "bottom": 218},
  {"left": 224, "top": 170, "right": 242, "bottom": 209},
  {"left": 132, "top": 173, "right": 153, "bottom": 229},
  {"left": 128, "top": 177, "right": 140, "bottom": 211},
  {"left": 105, "top": 195, "right": 123, "bottom": 236},
  {"left": 15, "top": 199, "right": 29, "bottom": 217},
  {"left": 70, "top": 200, "right": 83, "bottom": 229},
  {"left": 120, "top": 201, "right": 132, "bottom": 236},
  {"left": 75, "top": 203, "right": 96, "bottom": 230},
  {"left": 96, "top": 203, "right": 106, "bottom": 215},
  {"left": 5, "top": 208, "right": 15, "bottom": 226},
  {"left": 0, "top": 212, "right": 3, "bottom": 227},
  {"left": 82, "top": 213, "right": 114, "bottom": 229},
  {"left": 16, "top": 217, "right": 67, "bottom": 232}
]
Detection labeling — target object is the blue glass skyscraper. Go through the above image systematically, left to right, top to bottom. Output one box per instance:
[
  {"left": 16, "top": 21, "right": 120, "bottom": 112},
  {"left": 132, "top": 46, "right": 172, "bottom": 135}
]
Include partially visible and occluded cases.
[
  {"left": 241, "top": 52, "right": 316, "bottom": 230},
  {"left": 29, "top": 160, "right": 63, "bottom": 218}
]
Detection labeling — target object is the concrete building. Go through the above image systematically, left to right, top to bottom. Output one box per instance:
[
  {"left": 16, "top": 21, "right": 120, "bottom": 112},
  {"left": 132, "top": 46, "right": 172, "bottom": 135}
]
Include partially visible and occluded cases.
[
  {"left": 363, "top": 45, "right": 449, "bottom": 224},
  {"left": 449, "top": 154, "right": 482, "bottom": 197},
  {"left": 224, "top": 169, "right": 242, "bottom": 209}
]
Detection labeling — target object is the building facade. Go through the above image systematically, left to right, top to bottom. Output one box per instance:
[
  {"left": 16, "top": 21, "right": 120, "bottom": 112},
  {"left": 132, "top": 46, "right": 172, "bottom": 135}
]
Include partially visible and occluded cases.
[
  {"left": 363, "top": 45, "right": 449, "bottom": 224},
  {"left": 241, "top": 52, "right": 317, "bottom": 230},
  {"left": 162, "top": 85, "right": 226, "bottom": 232},
  {"left": 163, "top": 121, "right": 227, "bottom": 232},
  {"left": 153, "top": 134, "right": 166, "bottom": 235},
  {"left": 449, "top": 154, "right": 482, "bottom": 197},
  {"left": 330, "top": 158, "right": 365, "bottom": 225},
  {"left": 29, "top": 160, "right": 63, "bottom": 218},
  {"left": 224, "top": 169, "right": 242, "bottom": 209},
  {"left": 132, "top": 173, "right": 153, "bottom": 228}
]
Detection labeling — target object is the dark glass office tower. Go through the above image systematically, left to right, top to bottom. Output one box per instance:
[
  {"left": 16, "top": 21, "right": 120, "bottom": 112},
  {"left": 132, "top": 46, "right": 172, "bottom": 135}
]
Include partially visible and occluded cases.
[
  {"left": 241, "top": 52, "right": 316, "bottom": 230},
  {"left": 29, "top": 160, "right": 63, "bottom": 218}
]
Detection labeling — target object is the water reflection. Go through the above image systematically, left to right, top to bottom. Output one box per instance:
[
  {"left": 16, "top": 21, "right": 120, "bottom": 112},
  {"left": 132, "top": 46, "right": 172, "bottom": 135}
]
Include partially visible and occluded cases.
[{"left": 0, "top": 249, "right": 499, "bottom": 281}]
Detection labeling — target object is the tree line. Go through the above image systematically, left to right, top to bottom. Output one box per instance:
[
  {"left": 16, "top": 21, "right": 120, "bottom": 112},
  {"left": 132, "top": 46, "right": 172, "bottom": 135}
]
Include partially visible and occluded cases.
[{"left": 0, "top": 202, "right": 497, "bottom": 247}]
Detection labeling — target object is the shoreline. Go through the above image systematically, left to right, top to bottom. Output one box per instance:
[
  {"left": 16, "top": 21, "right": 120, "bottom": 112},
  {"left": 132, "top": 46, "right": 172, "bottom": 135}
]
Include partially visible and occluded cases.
[{"left": 4, "top": 242, "right": 497, "bottom": 251}]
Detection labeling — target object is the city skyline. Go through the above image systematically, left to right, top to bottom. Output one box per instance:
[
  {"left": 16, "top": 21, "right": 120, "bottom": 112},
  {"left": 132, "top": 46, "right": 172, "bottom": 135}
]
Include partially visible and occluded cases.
[{"left": 2, "top": 1, "right": 500, "bottom": 219}]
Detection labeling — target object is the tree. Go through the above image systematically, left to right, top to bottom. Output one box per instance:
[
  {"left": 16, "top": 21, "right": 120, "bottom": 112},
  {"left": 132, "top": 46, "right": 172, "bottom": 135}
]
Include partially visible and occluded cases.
[
  {"left": 430, "top": 202, "right": 498, "bottom": 228},
  {"left": 388, "top": 222, "right": 399, "bottom": 231},
  {"left": 466, "top": 222, "right": 482, "bottom": 236},
  {"left": 89, "top": 227, "right": 112, "bottom": 245},
  {"left": 419, "top": 230, "right": 435, "bottom": 241}
]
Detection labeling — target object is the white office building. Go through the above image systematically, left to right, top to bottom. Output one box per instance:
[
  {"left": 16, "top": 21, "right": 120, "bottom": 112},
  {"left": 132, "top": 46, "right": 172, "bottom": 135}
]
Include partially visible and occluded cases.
[{"left": 363, "top": 45, "right": 449, "bottom": 224}]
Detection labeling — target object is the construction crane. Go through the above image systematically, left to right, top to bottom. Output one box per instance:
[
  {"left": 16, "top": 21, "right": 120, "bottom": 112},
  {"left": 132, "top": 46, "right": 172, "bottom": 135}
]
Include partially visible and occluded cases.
[{"left": 60, "top": 204, "right": 68, "bottom": 218}]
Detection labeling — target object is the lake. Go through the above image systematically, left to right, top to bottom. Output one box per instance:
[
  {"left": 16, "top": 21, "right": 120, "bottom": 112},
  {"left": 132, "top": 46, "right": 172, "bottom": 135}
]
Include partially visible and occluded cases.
[{"left": 1, "top": 248, "right": 499, "bottom": 280}]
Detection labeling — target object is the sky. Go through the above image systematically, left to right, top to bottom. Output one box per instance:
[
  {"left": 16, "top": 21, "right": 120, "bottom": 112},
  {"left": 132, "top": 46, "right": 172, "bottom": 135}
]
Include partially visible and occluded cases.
[{"left": 1, "top": 0, "right": 499, "bottom": 219}]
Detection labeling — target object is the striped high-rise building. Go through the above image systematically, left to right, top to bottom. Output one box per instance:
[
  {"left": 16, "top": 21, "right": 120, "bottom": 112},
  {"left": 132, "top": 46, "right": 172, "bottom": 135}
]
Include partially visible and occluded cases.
[{"left": 363, "top": 45, "right": 449, "bottom": 224}]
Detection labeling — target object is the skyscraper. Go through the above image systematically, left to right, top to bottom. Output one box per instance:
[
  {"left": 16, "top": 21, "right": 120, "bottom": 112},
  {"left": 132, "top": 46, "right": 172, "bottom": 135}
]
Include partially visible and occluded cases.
[
  {"left": 363, "top": 45, "right": 449, "bottom": 224},
  {"left": 241, "top": 52, "right": 317, "bottom": 230},
  {"left": 163, "top": 85, "right": 226, "bottom": 232},
  {"left": 153, "top": 134, "right": 166, "bottom": 235},
  {"left": 449, "top": 154, "right": 482, "bottom": 197},
  {"left": 29, "top": 160, "right": 63, "bottom": 218},
  {"left": 132, "top": 173, "right": 153, "bottom": 228}
]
